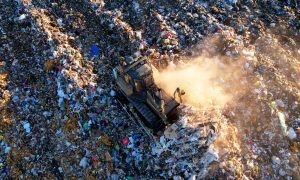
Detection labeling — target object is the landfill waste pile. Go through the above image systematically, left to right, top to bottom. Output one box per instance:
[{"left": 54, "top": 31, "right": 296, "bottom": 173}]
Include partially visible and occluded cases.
[{"left": 0, "top": 0, "right": 299, "bottom": 179}]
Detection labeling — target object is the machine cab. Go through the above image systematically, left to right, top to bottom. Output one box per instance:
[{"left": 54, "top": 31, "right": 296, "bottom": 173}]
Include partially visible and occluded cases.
[{"left": 114, "top": 57, "right": 154, "bottom": 95}]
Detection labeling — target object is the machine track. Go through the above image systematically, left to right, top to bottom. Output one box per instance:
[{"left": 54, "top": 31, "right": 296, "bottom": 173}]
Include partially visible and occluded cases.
[
  {"left": 115, "top": 98, "right": 155, "bottom": 140},
  {"left": 129, "top": 98, "right": 164, "bottom": 130}
]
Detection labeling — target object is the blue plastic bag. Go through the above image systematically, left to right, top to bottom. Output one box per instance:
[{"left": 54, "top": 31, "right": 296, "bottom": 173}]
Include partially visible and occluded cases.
[{"left": 90, "top": 44, "right": 100, "bottom": 57}]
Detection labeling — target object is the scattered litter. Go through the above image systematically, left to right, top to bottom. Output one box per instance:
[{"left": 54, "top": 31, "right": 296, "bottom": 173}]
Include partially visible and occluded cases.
[
  {"left": 0, "top": 0, "right": 298, "bottom": 179},
  {"left": 56, "top": 18, "right": 64, "bottom": 26},
  {"left": 90, "top": 44, "right": 101, "bottom": 57},
  {"left": 23, "top": 121, "right": 31, "bottom": 133},
  {"left": 287, "top": 128, "right": 297, "bottom": 140},
  {"left": 79, "top": 157, "right": 89, "bottom": 168}
]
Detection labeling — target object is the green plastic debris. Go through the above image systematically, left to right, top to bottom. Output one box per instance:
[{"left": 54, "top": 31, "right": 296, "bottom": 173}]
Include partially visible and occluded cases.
[
  {"left": 83, "top": 122, "right": 89, "bottom": 130},
  {"left": 115, "top": 144, "right": 120, "bottom": 151},
  {"left": 142, "top": 158, "right": 148, "bottom": 166},
  {"left": 126, "top": 176, "right": 134, "bottom": 180}
]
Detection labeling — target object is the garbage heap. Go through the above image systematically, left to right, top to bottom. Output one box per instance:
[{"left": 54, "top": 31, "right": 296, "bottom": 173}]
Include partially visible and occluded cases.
[{"left": 0, "top": 0, "right": 299, "bottom": 179}]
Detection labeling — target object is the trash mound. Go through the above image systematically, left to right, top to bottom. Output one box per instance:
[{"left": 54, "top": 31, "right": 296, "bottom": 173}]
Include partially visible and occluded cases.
[
  {"left": 0, "top": 0, "right": 299, "bottom": 179},
  {"left": 151, "top": 105, "right": 221, "bottom": 178}
]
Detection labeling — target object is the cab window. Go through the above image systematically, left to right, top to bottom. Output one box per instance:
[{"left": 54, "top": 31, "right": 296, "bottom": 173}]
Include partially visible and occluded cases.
[{"left": 144, "top": 75, "right": 153, "bottom": 87}]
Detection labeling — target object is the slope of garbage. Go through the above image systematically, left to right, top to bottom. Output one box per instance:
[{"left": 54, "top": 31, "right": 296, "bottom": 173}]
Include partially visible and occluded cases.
[{"left": 0, "top": 0, "right": 299, "bottom": 179}]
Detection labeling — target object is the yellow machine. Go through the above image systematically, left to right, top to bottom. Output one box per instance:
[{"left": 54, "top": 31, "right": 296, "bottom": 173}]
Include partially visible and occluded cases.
[{"left": 113, "top": 57, "right": 184, "bottom": 131}]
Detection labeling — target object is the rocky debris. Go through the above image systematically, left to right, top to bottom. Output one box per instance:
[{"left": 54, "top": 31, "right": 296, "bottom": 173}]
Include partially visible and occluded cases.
[{"left": 0, "top": 0, "right": 299, "bottom": 179}]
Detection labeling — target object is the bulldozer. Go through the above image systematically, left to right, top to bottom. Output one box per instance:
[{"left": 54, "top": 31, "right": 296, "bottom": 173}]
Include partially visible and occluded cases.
[{"left": 113, "top": 56, "right": 184, "bottom": 132}]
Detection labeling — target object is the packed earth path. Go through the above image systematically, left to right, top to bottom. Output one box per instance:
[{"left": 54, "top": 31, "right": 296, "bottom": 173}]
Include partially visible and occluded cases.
[{"left": 0, "top": 0, "right": 299, "bottom": 179}]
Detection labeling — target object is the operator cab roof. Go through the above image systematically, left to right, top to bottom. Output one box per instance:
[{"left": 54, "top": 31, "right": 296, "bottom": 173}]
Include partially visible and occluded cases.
[
  {"left": 127, "top": 63, "right": 152, "bottom": 80},
  {"left": 136, "top": 64, "right": 152, "bottom": 77}
]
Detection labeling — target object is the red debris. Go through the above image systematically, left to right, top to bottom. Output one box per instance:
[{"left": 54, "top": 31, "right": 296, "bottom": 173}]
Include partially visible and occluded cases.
[
  {"left": 166, "top": 32, "right": 172, "bottom": 38},
  {"left": 121, "top": 137, "right": 129, "bottom": 145}
]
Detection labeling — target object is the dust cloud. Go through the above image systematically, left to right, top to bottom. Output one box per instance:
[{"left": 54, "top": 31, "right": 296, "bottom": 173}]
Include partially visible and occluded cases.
[{"left": 153, "top": 56, "right": 239, "bottom": 108}]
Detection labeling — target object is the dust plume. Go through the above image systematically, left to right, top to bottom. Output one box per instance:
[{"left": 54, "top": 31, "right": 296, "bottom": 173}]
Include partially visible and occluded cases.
[{"left": 153, "top": 56, "right": 238, "bottom": 108}]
